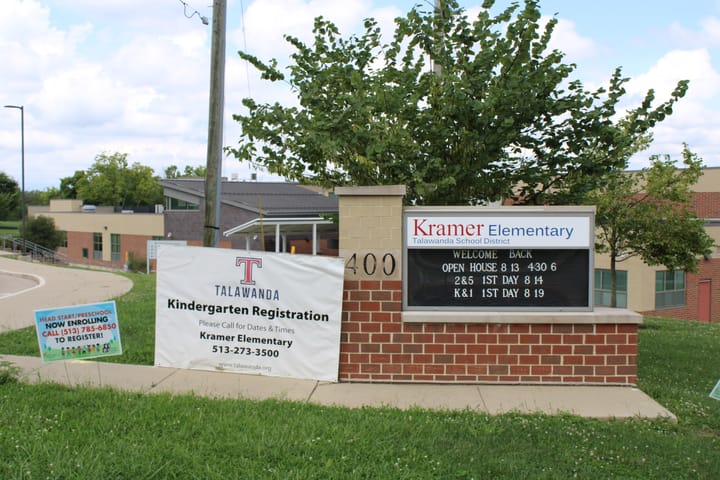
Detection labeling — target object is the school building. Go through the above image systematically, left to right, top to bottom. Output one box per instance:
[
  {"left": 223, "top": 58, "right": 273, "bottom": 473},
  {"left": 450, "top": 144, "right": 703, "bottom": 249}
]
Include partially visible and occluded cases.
[{"left": 27, "top": 168, "right": 720, "bottom": 323}]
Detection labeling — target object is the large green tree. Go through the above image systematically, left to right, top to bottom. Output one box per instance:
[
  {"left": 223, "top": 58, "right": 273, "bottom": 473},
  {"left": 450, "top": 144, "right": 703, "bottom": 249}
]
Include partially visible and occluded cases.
[
  {"left": 230, "top": 0, "right": 686, "bottom": 205},
  {"left": 589, "top": 146, "right": 715, "bottom": 307},
  {"left": 73, "top": 152, "right": 163, "bottom": 207},
  {"left": 164, "top": 165, "right": 207, "bottom": 179},
  {"left": 59, "top": 170, "right": 88, "bottom": 199},
  {"left": 0, "top": 172, "right": 19, "bottom": 221},
  {"left": 24, "top": 187, "right": 62, "bottom": 207}
]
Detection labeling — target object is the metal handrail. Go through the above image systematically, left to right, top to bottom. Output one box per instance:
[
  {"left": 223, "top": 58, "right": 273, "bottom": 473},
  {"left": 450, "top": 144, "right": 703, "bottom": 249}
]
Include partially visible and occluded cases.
[{"left": 0, "top": 235, "right": 69, "bottom": 264}]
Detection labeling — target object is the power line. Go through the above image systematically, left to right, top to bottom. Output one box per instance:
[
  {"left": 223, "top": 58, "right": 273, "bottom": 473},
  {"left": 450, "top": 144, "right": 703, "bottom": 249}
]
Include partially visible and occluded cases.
[{"left": 178, "top": 0, "right": 209, "bottom": 25}]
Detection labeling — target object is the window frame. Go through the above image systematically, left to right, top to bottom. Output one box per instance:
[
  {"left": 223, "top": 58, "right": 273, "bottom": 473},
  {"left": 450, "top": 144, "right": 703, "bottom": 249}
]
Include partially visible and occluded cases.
[
  {"left": 165, "top": 196, "right": 199, "bottom": 211},
  {"left": 93, "top": 232, "right": 103, "bottom": 260},
  {"left": 110, "top": 233, "right": 121, "bottom": 262},
  {"left": 593, "top": 268, "right": 628, "bottom": 308},
  {"left": 655, "top": 270, "right": 686, "bottom": 309}
]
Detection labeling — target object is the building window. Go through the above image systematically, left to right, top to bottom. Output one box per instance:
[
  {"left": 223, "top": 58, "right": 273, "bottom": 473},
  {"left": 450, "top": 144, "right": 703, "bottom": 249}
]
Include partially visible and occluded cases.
[
  {"left": 166, "top": 196, "right": 199, "bottom": 211},
  {"left": 60, "top": 231, "right": 67, "bottom": 248},
  {"left": 93, "top": 233, "right": 102, "bottom": 260},
  {"left": 111, "top": 234, "right": 121, "bottom": 262},
  {"left": 82, "top": 248, "right": 89, "bottom": 259},
  {"left": 594, "top": 269, "right": 627, "bottom": 308},
  {"left": 655, "top": 270, "right": 686, "bottom": 309}
]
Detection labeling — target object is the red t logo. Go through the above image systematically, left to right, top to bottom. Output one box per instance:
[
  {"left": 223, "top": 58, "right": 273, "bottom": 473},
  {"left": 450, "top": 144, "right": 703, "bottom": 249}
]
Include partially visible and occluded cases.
[{"left": 235, "top": 257, "right": 262, "bottom": 285}]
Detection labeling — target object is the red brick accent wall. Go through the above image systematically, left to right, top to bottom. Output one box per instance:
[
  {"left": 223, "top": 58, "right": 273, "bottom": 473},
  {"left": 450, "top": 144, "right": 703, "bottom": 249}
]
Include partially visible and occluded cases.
[
  {"left": 691, "top": 192, "right": 720, "bottom": 218},
  {"left": 60, "top": 231, "right": 113, "bottom": 268},
  {"left": 59, "top": 232, "right": 157, "bottom": 269},
  {"left": 641, "top": 258, "right": 720, "bottom": 323},
  {"left": 340, "top": 280, "right": 638, "bottom": 385}
]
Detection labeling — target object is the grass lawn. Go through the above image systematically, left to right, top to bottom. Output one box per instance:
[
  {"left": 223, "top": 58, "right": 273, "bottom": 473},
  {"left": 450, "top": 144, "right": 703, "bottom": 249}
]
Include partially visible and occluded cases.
[
  {"left": 0, "top": 220, "right": 20, "bottom": 237},
  {"left": 1, "top": 271, "right": 719, "bottom": 478}
]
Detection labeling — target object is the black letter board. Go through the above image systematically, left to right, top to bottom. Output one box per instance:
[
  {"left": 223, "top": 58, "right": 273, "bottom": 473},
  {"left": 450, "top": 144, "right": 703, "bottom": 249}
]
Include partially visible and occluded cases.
[{"left": 406, "top": 249, "right": 589, "bottom": 308}]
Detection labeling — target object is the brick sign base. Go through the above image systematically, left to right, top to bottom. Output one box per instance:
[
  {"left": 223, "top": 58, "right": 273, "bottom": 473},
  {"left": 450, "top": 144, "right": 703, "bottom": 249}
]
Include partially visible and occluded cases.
[{"left": 340, "top": 280, "right": 638, "bottom": 385}]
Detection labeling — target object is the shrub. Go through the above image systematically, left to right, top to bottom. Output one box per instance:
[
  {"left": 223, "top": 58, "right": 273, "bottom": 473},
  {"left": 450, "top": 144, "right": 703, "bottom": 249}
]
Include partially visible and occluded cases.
[{"left": 127, "top": 252, "right": 147, "bottom": 273}]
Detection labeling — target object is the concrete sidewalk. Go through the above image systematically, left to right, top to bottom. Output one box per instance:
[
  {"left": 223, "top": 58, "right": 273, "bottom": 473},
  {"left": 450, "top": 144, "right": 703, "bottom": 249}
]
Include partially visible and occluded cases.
[
  {"left": 0, "top": 254, "right": 677, "bottom": 421},
  {"left": 2, "top": 354, "right": 675, "bottom": 420}
]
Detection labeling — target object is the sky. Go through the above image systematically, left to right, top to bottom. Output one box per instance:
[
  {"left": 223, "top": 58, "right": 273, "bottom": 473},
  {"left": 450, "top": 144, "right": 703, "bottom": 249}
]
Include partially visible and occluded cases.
[{"left": 2, "top": 0, "right": 720, "bottom": 191}]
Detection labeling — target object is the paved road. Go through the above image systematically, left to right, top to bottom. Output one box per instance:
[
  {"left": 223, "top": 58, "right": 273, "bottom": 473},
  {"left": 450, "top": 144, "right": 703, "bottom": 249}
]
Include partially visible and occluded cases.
[
  {"left": 0, "top": 255, "right": 133, "bottom": 332},
  {"left": 0, "top": 271, "right": 40, "bottom": 297}
]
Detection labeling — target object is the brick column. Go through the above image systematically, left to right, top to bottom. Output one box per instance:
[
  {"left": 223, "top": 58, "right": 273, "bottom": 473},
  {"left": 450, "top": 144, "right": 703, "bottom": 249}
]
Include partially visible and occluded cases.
[{"left": 335, "top": 186, "right": 405, "bottom": 380}]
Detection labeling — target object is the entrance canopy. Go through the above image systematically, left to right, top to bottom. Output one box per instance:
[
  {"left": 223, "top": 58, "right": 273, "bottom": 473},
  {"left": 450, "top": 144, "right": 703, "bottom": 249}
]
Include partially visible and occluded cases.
[{"left": 223, "top": 217, "right": 336, "bottom": 254}]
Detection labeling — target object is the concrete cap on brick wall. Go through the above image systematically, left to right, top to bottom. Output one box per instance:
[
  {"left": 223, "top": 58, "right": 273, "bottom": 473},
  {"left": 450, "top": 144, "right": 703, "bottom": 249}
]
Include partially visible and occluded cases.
[{"left": 334, "top": 185, "right": 407, "bottom": 197}]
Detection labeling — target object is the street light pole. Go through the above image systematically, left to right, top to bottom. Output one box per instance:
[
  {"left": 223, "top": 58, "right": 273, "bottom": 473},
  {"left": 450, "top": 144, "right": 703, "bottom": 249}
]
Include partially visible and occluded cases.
[{"left": 4, "top": 105, "right": 25, "bottom": 255}]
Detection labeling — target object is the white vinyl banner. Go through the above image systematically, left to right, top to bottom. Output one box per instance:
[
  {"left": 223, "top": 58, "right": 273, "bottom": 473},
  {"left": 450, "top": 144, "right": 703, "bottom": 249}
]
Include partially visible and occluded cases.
[{"left": 154, "top": 245, "right": 345, "bottom": 382}]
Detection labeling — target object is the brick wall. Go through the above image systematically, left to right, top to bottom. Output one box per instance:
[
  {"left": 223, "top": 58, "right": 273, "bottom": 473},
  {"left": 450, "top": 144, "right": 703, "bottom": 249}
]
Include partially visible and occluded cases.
[
  {"left": 691, "top": 192, "right": 720, "bottom": 218},
  {"left": 60, "top": 231, "right": 156, "bottom": 269},
  {"left": 641, "top": 257, "right": 719, "bottom": 323},
  {"left": 340, "top": 280, "right": 638, "bottom": 385}
]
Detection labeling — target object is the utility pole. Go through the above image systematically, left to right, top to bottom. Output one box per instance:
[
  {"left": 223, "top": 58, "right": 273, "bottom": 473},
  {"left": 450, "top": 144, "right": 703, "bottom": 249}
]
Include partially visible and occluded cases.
[{"left": 203, "top": 0, "right": 227, "bottom": 247}]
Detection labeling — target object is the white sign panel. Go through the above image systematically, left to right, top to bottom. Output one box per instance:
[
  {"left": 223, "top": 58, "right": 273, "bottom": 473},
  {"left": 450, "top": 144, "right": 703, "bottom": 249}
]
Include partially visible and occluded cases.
[
  {"left": 406, "top": 215, "right": 592, "bottom": 249},
  {"left": 147, "top": 240, "right": 187, "bottom": 260},
  {"left": 155, "top": 245, "right": 344, "bottom": 381}
]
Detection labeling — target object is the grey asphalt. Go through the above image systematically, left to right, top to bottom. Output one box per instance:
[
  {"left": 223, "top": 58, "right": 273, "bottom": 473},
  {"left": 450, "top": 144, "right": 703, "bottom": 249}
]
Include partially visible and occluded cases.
[
  {"left": 0, "top": 253, "right": 677, "bottom": 420},
  {"left": 0, "top": 254, "right": 133, "bottom": 332}
]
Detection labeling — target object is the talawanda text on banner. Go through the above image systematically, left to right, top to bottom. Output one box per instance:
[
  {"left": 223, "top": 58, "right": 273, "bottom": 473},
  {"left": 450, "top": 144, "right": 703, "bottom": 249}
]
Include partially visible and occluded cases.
[
  {"left": 154, "top": 245, "right": 345, "bottom": 382},
  {"left": 34, "top": 301, "right": 122, "bottom": 362}
]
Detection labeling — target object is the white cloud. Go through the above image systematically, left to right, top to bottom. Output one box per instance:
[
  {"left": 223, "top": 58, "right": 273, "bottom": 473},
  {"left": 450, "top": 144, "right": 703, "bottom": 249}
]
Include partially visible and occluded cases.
[
  {"left": 0, "top": 0, "right": 221, "bottom": 189},
  {"left": 3, "top": 0, "right": 720, "bottom": 190},
  {"left": 237, "top": 0, "right": 378, "bottom": 60},
  {"left": 0, "top": 1, "right": 86, "bottom": 92},
  {"left": 227, "top": 1, "right": 407, "bottom": 118},
  {"left": 546, "top": 16, "right": 600, "bottom": 61},
  {"left": 669, "top": 16, "right": 720, "bottom": 47},
  {"left": 625, "top": 49, "right": 720, "bottom": 168},
  {"left": 627, "top": 49, "right": 720, "bottom": 102},
  {"left": 30, "top": 64, "right": 124, "bottom": 127}
]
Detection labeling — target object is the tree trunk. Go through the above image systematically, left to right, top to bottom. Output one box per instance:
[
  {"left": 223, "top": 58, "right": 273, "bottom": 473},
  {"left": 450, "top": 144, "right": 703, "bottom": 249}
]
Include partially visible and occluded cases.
[{"left": 610, "top": 247, "right": 618, "bottom": 308}]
